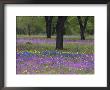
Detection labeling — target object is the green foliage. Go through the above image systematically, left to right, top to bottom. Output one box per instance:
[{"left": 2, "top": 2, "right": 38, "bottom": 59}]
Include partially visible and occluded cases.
[
  {"left": 16, "top": 16, "right": 94, "bottom": 36},
  {"left": 16, "top": 16, "right": 46, "bottom": 35},
  {"left": 64, "top": 16, "right": 80, "bottom": 35},
  {"left": 64, "top": 16, "right": 94, "bottom": 35}
]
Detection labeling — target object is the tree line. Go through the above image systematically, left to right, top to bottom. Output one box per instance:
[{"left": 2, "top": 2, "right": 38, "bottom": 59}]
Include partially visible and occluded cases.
[{"left": 16, "top": 16, "right": 94, "bottom": 49}]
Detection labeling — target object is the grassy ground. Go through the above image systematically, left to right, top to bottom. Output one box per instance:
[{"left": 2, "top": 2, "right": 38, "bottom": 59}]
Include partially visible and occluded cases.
[{"left": 17, "top": 35, "right": 94, "bottom": 40}]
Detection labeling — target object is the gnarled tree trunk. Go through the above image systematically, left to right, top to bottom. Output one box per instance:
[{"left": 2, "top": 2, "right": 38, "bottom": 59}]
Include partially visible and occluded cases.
[{"left": 56, "top": 16, "right": 67, "bottom": 50}]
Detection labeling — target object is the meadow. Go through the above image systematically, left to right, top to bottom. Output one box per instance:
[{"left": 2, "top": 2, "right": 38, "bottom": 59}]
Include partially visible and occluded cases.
[{"left": 16, "top": 35, "right": 94, "bottom": 74}]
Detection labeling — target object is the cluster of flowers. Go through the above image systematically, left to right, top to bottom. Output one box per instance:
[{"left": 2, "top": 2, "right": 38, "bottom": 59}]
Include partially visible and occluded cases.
[{"left": 16, "top": 50, "right": 94, "bottom": 74}]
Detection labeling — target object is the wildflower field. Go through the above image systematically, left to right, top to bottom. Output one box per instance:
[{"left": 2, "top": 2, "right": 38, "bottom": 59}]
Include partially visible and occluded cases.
[{"left": 16, "top": 35, "right": 94, "bottom": 74}]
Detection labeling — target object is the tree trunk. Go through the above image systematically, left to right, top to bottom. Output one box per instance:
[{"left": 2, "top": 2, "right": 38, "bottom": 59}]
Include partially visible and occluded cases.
[
  {"left": 45, "top": 16, "right": 53, "bottom": 38},
  {"left": 56, "top": 16, "right": 67, "bottom": 50},
  {"left": 77, "top": 16, "right": 88, "bottom": 40},
  {"left": 28, "top": 24, "right": 31, "bottom": 36},
  {"left": 52, "top": 24, "right": 56, "bottom": 35},
  {"left": 80, "top": 27, "right": 85, "bottom": 40}
]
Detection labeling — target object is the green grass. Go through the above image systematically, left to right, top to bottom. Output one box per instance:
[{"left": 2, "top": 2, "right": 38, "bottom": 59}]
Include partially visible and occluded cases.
[
  {"left": 17, "top": 35, "right": 94, "bottom": 40},
  {"left": 17, "top": 42, "right": 94, "bottom": 54}
]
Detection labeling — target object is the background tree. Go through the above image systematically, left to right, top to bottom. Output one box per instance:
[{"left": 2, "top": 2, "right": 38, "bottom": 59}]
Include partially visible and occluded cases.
[
  {"left": 45, "top": 16, "right": 53, "bottom": 38},
  {"left": 56, "top": 16, "right": 67, "bottom": 49},
  {"left": 77, "top": 16, "right": 89, "bottom": 40}
]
